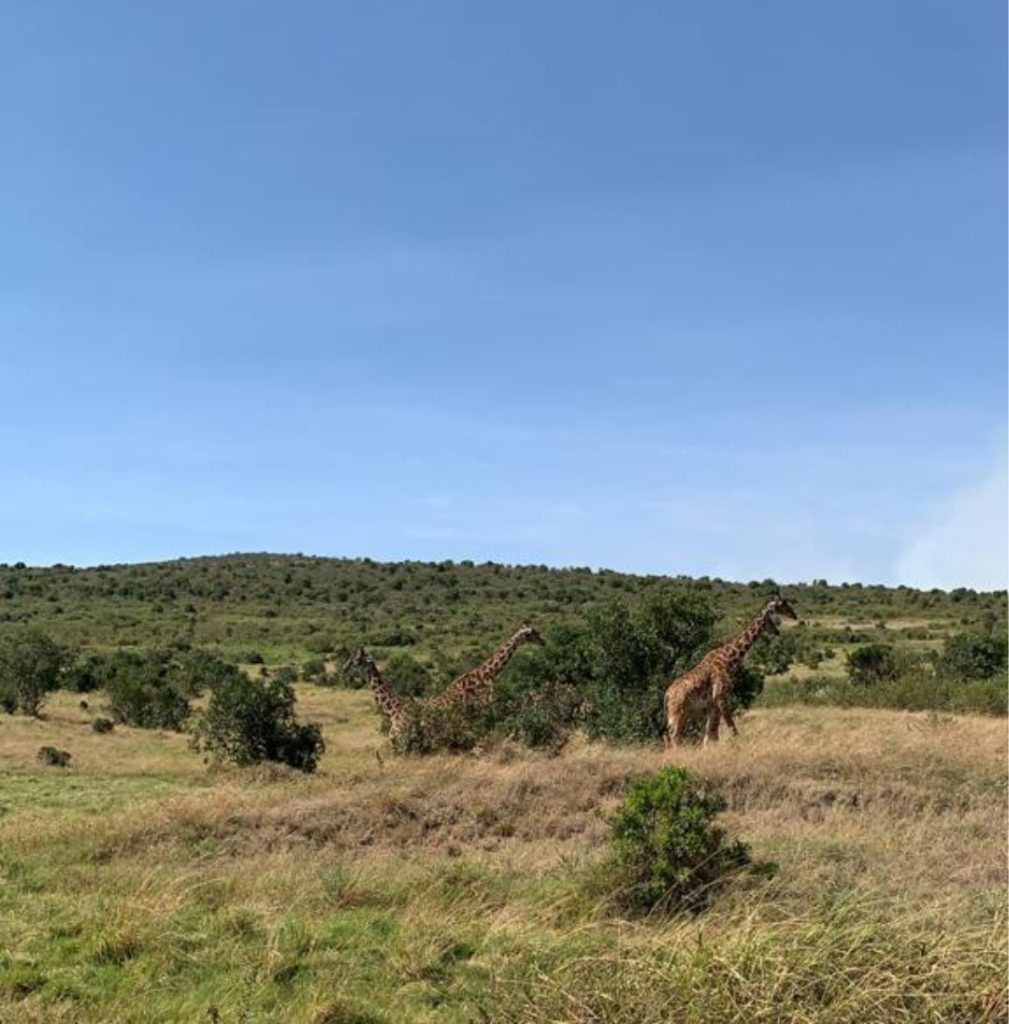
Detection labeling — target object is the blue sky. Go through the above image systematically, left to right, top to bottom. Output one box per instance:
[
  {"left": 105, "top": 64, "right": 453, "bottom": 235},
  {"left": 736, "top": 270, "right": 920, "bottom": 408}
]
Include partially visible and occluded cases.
[{"left": 1, "top": 1, "right": 1005, "bottom": 588}]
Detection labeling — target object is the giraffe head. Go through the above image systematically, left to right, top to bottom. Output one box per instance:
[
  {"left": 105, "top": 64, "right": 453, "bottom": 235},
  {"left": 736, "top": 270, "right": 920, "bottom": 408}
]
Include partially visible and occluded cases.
[
  {"left": 765, "top": 594, "right": 797, "bottom": 623},
  {"left": 515, "top": 623, "right": 544, "bottom": 645},
  {"left": 343, "top": 646, "right": 374, "bottom": 675}
]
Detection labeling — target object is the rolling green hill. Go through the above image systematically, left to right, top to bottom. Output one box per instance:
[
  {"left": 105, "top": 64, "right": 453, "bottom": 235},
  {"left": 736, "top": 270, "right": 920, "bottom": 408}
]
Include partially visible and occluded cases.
[{"left": 1, "top": 553, "right": 1003, "bottom": 670}]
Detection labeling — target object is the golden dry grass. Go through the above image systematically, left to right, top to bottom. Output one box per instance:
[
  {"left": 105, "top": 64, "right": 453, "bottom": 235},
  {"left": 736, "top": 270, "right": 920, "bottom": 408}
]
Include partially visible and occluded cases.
[{"left": 0, "top": 689, "right": 1005, "bottom": 1023}]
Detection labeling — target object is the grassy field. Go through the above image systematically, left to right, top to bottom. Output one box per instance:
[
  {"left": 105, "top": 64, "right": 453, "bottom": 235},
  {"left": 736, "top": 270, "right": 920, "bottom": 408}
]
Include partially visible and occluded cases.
[{"left": 1, "top": 687, "right": 1005, "bottom": 1023}]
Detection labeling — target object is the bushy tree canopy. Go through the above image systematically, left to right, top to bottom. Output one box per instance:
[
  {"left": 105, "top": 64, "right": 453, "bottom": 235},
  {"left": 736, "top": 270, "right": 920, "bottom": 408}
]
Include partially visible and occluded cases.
[
  {"left": 0, "top": 629, "right": 74, "bottom": 716},
  {"left": 193, "top": 669, "right": 324, "bottom": 772}
]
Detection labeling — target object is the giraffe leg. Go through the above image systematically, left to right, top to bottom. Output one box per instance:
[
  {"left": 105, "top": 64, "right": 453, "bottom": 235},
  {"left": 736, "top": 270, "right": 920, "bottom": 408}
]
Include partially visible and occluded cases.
[
  {"left": 716, "top": 695, "right": 739, "bottom": 737},
  {"left": 702, "top": 702, "right": 720, "bottom": 745},
  {"left": 666, "top": 705, "right": 686, "bottom": 747}
]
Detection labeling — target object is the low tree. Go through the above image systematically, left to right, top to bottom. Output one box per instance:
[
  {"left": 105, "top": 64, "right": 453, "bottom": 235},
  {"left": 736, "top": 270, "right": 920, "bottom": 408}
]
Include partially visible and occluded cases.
[
  {"left": 581, "top": 589, "right": 716, "bottom": 743},
  {"left": 488, "top": 591, "right": 724, "bottom": 747},
  {"left": 0, "top": 629, "right": 74, "bottom": 716},
  {"left": 937, "top": 632, "right": 1008, "bottom": 681},
  {"left": 846, "top": 644, "right": 904, "bottom": 687},
  {"left": 99, "top": 650, "right": 191, "bottom": 730},
  {"left": 382, "top": 652, "right": 433, "bottom": 698},
  {"left": 192, "top": 669, "right": 324, "bottom": 772}
]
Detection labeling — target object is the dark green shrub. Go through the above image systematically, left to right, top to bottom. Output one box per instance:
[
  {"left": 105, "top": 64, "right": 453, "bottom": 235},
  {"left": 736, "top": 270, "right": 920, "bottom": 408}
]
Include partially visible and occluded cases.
[
  {"left": 581, "top": 590, "right": 716, "bottom": 743},
  {"left": 483, "top": 594, "right": 724, "bottom": 747},
  {"left": 371, "top": 628, "right": 416, "bottom": 647},
  {"left": 490, "top": 628, "right": 588, "bottom": 749},
  {"left": 0, "top": 629, "right": 75, "bottom": 716},
  {"left": 938, "top": 632, "right": 1008, "bottom": 680},
  {"left": 749, "top": 633, "right": 795, "bottom": 676},
  {"left": 846, "top": 644, "right": 908, "bottom": 686},
  {"left": 70, "top": 648, "right": 239, "bottom": 728},
  {"left": 178, "top": 649, "right": 239, "bottom": 697},
  {"left": 383, "top": 653, "right": 433, "bottom": 698},
  {"left": 67, "top": 657, "right": 101, "bottom": 692},
  {"left": 300, "top": 659, "right": 327, "bottom": 683},
  {"left": 272, "top": 666, "right": 298, "bottom": 687},
  {"left": 761, "top": 669, "right": 1007, "bottom": 716},
  {"left": 192, "top": 670, "right": 325, "bottom": 772},
  {"left": 107, "top": 678, "right": 190, "bottom": 730},
  {"left": 494, "top": 679, "right": 582, "bottom": 751},
  {"left": 393, "top": 700, "right": 482, "bottom": 756},
  {"left": 91, "top": 717, "right": 115, "bottom": 734},
  {"left": 37, "top": 746, "right": 72, "bottom": 767},
  {"left": 607, "top": 767, "right": 750, "bottom": 914}
]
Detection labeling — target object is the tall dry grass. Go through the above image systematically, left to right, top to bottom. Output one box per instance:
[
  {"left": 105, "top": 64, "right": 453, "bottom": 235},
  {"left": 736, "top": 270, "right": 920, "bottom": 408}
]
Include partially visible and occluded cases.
[{"left": 0, "top": 690, "right": 1005, "bottom": 1022}]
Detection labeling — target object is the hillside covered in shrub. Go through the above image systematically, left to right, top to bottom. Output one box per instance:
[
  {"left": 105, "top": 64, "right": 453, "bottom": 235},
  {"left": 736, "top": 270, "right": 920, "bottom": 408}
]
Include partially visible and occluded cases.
[{"left": 0, "top": 554, "right": 1003, "bottom": 667}]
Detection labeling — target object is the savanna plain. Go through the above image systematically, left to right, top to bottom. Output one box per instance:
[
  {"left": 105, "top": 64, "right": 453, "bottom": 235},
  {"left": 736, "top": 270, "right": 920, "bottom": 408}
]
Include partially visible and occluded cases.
[{"left": 0, "top": 557, "right": 1006, "bottom": 1023}]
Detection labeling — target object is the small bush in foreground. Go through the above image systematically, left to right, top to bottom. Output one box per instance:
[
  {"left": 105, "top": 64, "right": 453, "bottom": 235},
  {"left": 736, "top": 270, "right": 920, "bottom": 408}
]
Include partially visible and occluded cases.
[
  {"left": 193, "top": 669, "right": 325, "bottom": 772},
  {"left": 91, "top": 717, "right": 115, "bottom": 734},
  {"left": 37, "top": 746, "right": 72, "bottom": 767},
  {"left": 606, "top": 767, "right": 750, "bottom": 915}
]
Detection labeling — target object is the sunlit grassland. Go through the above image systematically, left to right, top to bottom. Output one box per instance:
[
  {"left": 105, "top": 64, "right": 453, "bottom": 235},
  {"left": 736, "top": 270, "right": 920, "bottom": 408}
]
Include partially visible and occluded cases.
[{"left": 1, "top": 689, "right": 1006, "bottom": 1023}]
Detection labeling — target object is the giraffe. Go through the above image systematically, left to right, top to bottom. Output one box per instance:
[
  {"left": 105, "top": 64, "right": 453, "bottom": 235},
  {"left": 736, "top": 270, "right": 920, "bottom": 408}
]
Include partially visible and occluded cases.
[
  {"left": 664, "top": 595, "right": 797, "bottom": 746},
  {"left": 424, "top": 623, "right": 543, "bottom": 712},
  {"left": 344, "top": 646, "right": 411, "bottom": 743}
]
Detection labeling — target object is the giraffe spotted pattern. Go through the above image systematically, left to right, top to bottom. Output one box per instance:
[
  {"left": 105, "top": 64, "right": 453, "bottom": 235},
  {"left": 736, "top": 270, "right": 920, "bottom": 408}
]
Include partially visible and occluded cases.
[{"left": 664, "top": 595, "right": 797, "bottom": 746}]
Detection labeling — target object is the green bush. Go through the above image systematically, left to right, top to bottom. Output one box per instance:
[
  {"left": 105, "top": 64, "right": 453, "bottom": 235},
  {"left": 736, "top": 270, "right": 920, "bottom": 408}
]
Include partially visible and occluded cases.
[
  {"left": 583, "top": 590, "right": 719, "bottom": 742},
  {"left": 482, "top": 593, "right": 735, "bottom": 747},
  {"left": 0, "top": 629, "right": 75, "bottom": 716},
  {"left": 748, "top": 632, "right": 795, "bottom": 676},
  {"left": 938, "top": 632, "right": 1008, "bottom": 680},
  {"left": 846, "top": 643, "right": 919, "bottom": 686},
  {"left": 87, "top": 649, "right": 245, "bottom": 728},
  {"left": 178, "top": 649, "right": 240, "bottom": 697},
  {"left": 101, "top": 651, "right": 191, "bottom": 730},
  {"left": 382, "top": 652, "right": 433, "bottom": 698},
  {"left": 66, "top": 656, "right": 101, "bottom": 693},
  {"left": 300, "top": 659, "right": 327, "bottom": 683},
  {"left": 272, "top": 666, "right": 298, "bottom": 687},
  {"left": 192, "top": 669, "right": 325, "bottom": 772},
  {"left": 761, "top": 670, "right": 1007, "bottom": 716},
  {"left": 107, "top": 678, "right": 190, "bottom": 730},
  {"left": 495, "top": 678, "right": 583, "bottom": 751},
  {"left": 393, "top": 700, "right": 482, "bottom": 756},
  {"left": 91, "top": 717, "right": 115, "bottom": 734},
  {"left": 37, "top": 746, "right": 72, "bottom": 767},
  {"left": 606, "top": 767, "right": 751, "bottom": 914}
]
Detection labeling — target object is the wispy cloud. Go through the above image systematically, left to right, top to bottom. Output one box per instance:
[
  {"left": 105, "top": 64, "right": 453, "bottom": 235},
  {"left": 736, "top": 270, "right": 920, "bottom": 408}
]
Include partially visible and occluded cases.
[{"left": 893, "top": 440, "right": 1008, "bottom": 590}]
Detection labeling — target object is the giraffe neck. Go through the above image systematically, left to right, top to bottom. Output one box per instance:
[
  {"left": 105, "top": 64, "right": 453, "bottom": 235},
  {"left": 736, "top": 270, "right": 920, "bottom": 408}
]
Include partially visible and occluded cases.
[
  {"left": 721, "top": 606, "right": 775, "bottom": 668},
  {"left": 436, "top": 628, "right": 533, "bottom": 706},
  {"left": 477, "top": 630, "right": 530, "bottom": 679},
  {"left": 362, "top": 656, "right": 404, "bottom": 719}
]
